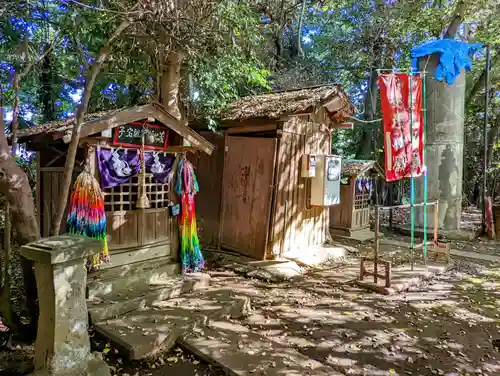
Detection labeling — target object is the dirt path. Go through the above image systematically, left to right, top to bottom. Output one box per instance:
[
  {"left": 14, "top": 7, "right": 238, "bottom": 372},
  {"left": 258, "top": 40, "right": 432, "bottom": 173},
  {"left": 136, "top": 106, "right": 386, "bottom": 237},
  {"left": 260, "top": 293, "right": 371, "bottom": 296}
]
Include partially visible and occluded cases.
[
  {"left": 3, "top": 241, "right": 500, "bottom": 376},
  {"left": 206, "top": 256, "right": 500, "bottom": 376}
]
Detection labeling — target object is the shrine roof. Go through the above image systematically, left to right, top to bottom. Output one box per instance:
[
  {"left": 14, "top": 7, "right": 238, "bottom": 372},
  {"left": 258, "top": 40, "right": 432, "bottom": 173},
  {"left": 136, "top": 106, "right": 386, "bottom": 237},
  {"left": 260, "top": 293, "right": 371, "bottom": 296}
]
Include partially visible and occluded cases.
[
  {"left": 218, "top": 84, "right": 355, "bottom": 123},
  {"left": 16, "top": 103, "right": 215, "bottom": 155},
  {"left": 342, "top": 159, "right": 383, "bottom": 177}
]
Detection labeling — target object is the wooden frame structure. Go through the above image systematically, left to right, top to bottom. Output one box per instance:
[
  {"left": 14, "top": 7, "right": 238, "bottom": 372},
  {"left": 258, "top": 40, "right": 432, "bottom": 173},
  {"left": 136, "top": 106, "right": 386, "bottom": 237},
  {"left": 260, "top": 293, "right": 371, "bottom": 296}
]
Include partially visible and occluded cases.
[
  {"left": 189, "top": 85, "right": 356, "bottom": 260},
  {"left": 17, "top": 103, "right": 214, "bottom": 274},
  {"left": 330, "top": 160, "right": 383, "bottom": 237},
  {"left": 359, "top": 201, "right": 451, "bottom": 288}
]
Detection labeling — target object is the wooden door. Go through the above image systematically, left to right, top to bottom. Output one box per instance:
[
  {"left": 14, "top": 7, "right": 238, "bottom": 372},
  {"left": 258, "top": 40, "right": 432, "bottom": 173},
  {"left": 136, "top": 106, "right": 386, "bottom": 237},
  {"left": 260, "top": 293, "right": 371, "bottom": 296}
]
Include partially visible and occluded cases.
[{"left": 220, "top": 136, "right": 277, "bottom": 259}]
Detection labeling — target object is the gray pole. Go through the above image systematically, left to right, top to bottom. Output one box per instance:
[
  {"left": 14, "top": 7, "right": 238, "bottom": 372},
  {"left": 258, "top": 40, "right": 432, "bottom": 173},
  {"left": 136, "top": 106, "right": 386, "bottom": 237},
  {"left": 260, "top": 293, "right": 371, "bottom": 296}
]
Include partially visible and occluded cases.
[{"left": 482, "top": 44, "right": 491, "bottom": 230}]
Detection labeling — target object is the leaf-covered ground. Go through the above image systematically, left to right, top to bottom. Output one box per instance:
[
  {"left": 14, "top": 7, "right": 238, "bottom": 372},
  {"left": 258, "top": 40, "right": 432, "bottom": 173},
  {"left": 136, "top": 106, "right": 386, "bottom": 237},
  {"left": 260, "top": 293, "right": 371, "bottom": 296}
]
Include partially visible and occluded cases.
[
  {"left": 2, "top": 240, "right": 500, "bottom": 376},
  {"left": 106, "top": 241, "right": 500, "bottom": 376},
  {"left": 202, "top": 251, "right": 500, "bottom": 376}
]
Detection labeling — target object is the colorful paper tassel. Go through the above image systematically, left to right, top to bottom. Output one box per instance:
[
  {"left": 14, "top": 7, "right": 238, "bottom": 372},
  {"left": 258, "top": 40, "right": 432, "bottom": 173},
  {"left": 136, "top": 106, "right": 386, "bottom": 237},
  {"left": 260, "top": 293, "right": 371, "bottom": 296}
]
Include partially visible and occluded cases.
[
  {"left": 175, "top": 158, "right": 204, "bottom": 273},
  {"left": 67, "top": 169, "right": 109, "bottom": 270}
]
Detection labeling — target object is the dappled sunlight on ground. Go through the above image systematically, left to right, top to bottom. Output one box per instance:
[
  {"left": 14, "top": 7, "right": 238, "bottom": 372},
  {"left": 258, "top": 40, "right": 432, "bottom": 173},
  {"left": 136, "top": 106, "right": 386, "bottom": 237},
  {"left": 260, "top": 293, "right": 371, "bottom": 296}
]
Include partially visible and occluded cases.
[{"left": 208, "top": 256, "right": 500, "bottom": 376}]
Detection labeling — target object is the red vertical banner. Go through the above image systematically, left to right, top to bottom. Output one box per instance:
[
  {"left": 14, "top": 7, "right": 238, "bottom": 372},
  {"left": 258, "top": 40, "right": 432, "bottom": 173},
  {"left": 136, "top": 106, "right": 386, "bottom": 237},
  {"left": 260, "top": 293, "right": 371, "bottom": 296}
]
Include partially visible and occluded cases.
[{"left": 379, "top": 73, "right": 424, "bottom": 182}]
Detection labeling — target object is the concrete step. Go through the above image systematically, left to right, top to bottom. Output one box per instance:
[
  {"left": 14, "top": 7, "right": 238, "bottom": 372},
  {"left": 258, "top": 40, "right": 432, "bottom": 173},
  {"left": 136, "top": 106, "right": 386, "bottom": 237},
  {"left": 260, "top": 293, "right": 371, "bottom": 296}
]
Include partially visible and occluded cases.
[
  {"left": 87, "top": 256, "right": 177, "bottom": 283},
  {"left": 87, "top": 260, "right": 181, "bottom": 300},
  {"left": 87, "top": 273, "right": 211, "bottom": 323},
  {"left": 93, "top": 288, "right": 251, "bottom": 360},
  {"left": 179, "top": 320, "right": 343, "bottom": 376}
]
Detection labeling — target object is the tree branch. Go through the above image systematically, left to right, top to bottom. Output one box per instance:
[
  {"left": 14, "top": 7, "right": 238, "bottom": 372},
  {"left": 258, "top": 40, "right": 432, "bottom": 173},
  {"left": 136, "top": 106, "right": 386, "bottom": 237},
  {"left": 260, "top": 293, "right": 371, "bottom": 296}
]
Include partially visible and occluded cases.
[
  {"left": 296, "top": 0, "right": 306, "bottom": 57},
  {"left": 443, "top": 0, "right": 466, "bottom": 39},
  {"left": 50, "top": 17, "right": 134, "bottom": 235},
  {"left": 11, "top": 37, "right": 59, "bottom": 155},
  {"left": 465, "top": 48, "right": 500, "bottom": 108}
]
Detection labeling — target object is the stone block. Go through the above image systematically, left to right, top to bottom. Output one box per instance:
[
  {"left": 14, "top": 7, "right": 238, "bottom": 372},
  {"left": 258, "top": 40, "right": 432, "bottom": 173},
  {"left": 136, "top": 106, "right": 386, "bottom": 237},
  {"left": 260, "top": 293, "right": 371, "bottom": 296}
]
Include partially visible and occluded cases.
[{"left": 20, "top": 235, "right": 110, "bottom": 376}]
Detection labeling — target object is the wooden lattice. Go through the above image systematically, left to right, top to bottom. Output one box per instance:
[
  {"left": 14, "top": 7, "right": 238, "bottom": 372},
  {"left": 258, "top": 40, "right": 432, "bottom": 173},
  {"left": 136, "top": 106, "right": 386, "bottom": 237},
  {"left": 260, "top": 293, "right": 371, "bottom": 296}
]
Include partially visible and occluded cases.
[
  {"left": 103, "top": 173, "right": 169, "bottom": 211},
  {"left": 354, "top": 192, "right": 370, "bottom": 210}
]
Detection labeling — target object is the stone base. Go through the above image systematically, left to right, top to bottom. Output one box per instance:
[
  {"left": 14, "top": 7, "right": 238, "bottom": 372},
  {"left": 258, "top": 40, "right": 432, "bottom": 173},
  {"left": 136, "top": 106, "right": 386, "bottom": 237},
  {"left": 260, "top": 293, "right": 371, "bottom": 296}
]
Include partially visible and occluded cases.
[
  {"left": 394, "top": 224, "right": 477, "bottom": 241},
  {"left": 330, "top": 228, "right": 376, "bottom": 244},
  {"left": 356, "top": 262, "right": 447, "bottom": 295},
  {"left": 29, "top": 355, "right": 110, "bottom": 376}
]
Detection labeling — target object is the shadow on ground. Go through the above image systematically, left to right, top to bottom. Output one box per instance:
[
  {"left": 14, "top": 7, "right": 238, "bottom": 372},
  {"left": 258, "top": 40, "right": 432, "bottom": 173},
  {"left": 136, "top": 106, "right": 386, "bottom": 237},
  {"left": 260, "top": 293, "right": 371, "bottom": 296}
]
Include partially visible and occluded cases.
[{"left": 207, "top": 256, "right": 500, "bottom": 376}]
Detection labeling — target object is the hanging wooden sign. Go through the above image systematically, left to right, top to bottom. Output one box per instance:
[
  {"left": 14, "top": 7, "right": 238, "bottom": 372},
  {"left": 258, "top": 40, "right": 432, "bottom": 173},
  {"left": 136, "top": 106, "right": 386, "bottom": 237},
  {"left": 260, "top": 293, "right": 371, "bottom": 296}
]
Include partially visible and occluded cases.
[{"left": 113, "top": 122, "right": 169, "bottom": 150}]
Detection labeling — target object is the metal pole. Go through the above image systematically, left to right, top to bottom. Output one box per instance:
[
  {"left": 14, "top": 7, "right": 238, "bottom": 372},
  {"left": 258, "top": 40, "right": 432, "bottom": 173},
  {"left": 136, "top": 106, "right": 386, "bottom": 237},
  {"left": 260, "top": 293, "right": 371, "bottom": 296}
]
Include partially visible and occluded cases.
[
  {"left": 482, "top": 44, "right": 491, "bottom": 230},
  {"left": 422, "top": 71, "right": 428, "bottom": 264},
  {"left": 409, "top": 72, "right": 415, "bottom": 271}
]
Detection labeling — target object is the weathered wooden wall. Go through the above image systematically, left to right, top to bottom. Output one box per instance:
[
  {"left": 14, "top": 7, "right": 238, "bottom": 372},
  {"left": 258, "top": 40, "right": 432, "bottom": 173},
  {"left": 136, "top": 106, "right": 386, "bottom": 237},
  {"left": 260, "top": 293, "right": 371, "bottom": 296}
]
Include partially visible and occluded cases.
[
  {"left": 268, "top": 115, "right": 331, "bottom": 259},
  {"left": 188, "top": 131, "right": 225, "bottom": 248},
  {"left": 38, "top": 147, "right": 85, "bottom": 236},
  {"left": 40, "top": 167, "right": 73, "bottom": 236},
  {"left": 330, "top": 179, "right": 355, "bottom": 232},
  {"left": 106, "top": 209, "right": 170, "bottom": 249}
]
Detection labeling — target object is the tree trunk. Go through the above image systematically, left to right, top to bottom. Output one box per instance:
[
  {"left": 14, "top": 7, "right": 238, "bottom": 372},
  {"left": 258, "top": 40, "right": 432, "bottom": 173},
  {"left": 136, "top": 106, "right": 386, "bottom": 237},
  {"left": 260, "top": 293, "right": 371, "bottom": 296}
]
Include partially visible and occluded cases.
[
  {"left": 296, "top": 0, "right": 306, "bottom": 58},
  {"left": 443, "top": 0, "right": 466, "bottom": 39},
  {"left": 50, "top": 19, "right": 132, "bottom": 235},
  {"left": 274, "top": 32, "right": 283, "bottom": 70},
  {"left": 39, "top": 47, "right": 58, "bottom": 122},
  {"left": 160, "top": 50, "right": 184, "bottom": 120},
  {"left": 356, "top": 67, "right": 379, "bottom": 158},
  {"left": 10, "top": 75, "right": 20, "bottom": 155},
  {"left": 0, "top": 106, "right": 39, "bottom": 338},
  {"left": 487, "top": 115, "right": 500, "bottom": 169}
]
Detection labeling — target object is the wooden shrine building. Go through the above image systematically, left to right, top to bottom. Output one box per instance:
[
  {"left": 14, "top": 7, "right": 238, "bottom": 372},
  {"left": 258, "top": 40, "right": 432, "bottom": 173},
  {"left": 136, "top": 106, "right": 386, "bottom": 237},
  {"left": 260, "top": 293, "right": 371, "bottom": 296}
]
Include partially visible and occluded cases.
[
  {"left": 189, "top": 85, "right": 355, "bottom": 260},
  {"left": 17, "top": 103, "right": 214, "bottom": 273},
  {"left": 330, "top": 159, "right": 383, "bottom": 240}
]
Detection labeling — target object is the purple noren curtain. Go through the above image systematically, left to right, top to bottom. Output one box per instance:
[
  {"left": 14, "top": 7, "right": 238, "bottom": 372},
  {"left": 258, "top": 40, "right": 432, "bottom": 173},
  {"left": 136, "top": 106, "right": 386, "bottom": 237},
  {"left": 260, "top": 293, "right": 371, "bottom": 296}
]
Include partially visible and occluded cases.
[
  {"left": 97, "top": 148, "right": 175, "bottom": 189},
  {"left": 97, "top": 148, "right": 141, "bottom": 189},
  {"left": 144, "top": 152, "right": 175, "bottom": 184}
]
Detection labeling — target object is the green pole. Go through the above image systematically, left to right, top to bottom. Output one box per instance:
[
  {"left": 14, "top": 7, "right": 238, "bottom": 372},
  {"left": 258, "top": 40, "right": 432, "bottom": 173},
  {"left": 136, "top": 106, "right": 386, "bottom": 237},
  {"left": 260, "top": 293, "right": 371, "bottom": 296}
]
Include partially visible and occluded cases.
[
  {"left": 422, "top": 70, "right": 428, "bottom": 263},
  {"left": 409, "top": 72, "right": 415, "bottom": 270}
]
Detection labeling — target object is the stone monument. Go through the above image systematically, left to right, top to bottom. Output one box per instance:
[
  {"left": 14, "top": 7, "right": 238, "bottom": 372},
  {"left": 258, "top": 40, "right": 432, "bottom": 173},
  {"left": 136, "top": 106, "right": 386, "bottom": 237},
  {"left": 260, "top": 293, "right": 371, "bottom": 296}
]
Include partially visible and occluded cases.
[
  {"left": 416, "top": 55, "right": 466, "bottom": 230},
  {"left": 20, "top": 235, "right": 110, "bottom": 376}
]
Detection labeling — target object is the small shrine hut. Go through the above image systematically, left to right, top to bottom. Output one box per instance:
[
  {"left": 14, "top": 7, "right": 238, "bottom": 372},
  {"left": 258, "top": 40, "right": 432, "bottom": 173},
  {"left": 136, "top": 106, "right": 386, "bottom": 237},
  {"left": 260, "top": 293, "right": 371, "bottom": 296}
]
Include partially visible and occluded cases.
[
  {"left": 189, "top": 84, "right": 356, "bottom": 260},
  {"left": 17, "top": 103, "right": 214, "bottom": 277},
  {"left": 330, "top": 159, "right": 383, "bottom": 240}
]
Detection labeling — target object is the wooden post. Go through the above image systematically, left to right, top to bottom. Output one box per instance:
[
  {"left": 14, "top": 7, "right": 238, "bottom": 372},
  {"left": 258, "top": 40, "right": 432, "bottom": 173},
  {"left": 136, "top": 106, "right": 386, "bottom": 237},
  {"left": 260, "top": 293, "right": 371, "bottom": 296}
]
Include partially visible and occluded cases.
[
  {"left": 217, "top": 133, "right": 228, "bottom": 250},
  {"left": 388, "top": 183, "right": 393, "bottom": 229},
  {"left": 433, "top": 201, "right": 439, "bottom": 244},
  {"left": 3, "top": 203, "right": 10, "bottom": 287},
  {"left": 374, "top": 205, "right": 380, "bottom": 283},
  {"left": 359, "top": 257, "right": 365, "bottom": 280},
  {"left": 385, "top": 261, "right": 392, "bottom": 288}
]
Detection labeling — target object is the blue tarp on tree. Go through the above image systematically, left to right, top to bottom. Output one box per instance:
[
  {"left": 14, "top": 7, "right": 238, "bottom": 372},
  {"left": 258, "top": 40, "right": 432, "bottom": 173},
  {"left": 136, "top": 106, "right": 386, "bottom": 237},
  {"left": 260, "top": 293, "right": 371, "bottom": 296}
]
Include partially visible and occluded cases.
[{"left": 410, "top": 39, "right": 483, "bottom": 84}]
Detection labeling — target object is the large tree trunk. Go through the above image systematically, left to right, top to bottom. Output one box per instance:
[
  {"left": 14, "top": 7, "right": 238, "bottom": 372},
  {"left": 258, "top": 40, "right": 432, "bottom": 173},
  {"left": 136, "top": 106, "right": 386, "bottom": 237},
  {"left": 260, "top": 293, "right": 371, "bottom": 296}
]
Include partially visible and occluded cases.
[
  {"left": 443, "top": 0, "right": 466, "bottom": 39},
  {"left": 160, "top": 50, "right": 184, "bottom": 120},
  {"left": 356, "top": 66, "right": 379, "bottom": 158},
  {"left": 0, "top": 106, "right": 39, "bottom": 338}
]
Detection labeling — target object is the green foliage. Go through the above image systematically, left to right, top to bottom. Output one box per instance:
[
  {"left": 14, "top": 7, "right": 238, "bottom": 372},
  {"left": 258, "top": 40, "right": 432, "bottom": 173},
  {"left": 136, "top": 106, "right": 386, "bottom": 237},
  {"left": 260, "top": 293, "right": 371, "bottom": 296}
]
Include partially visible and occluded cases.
[
  {"left": 0, "top": 0, "right": 498, "bottom": 185},
  {"left": 187, "top": 0, "right": 272, "bottom": 122}
]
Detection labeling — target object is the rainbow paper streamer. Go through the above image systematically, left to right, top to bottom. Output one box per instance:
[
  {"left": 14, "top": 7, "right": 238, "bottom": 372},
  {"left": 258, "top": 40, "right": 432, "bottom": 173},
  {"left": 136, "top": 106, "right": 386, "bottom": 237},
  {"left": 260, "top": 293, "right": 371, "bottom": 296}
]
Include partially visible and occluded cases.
[
  {"left": 175, "top": 158, "right": 204, "bottom": 273},
  {"left": 67, "top": 170, "right": 109, "bottom": 270}
]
